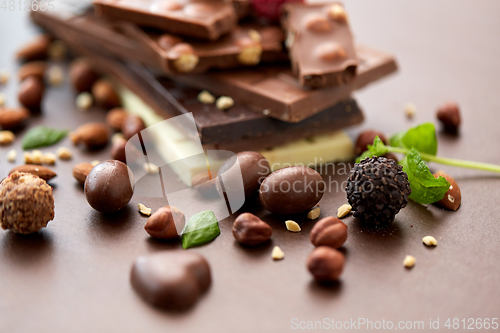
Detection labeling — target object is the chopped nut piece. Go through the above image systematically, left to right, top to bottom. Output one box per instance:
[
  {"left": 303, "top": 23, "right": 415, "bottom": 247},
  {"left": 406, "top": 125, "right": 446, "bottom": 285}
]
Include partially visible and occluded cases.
[
  {"left": 328, "top": 3, "right": 348, "bottom": 22},
  {"left": 248, "top": 29, "right": 261, "bottom": 42},
  {"left": 48, "top": 40, "right": 66, "bottom": 60},
  {"left": 168, "top": 44, "right": 199, "bottom": 73},
  {"left": 238, "top": 45, "right": 263, "bottom": 65},
  {"left": 47, "top": 66, "right": 64, "bottom": 86},
  {"left": 0, "top": 69, "right": 9, "bottom": 85},
  {"left": 197, "top": 90, "right": 215, "bottom": 104},
  {"left": 76, "top": 92, "right": 93, "bottom": 111},
  {"left": 0, "top": 93, "right": 5, "bottom": 106},
  {"left": 216, "top": 96, "right": 234, "bottom": 110},
  {"left": 404, "top": 102, "right": 416, "bottom": 118},
  {"left": 0, "top": 130, "right": 15, "bottom": 145},
  {"left": 112, "top": 132, "right": 125, "bottom": 144},
  {"left": 56, "top": 146, "right": 73, "bottom": 160},
  {"left": 7, "top": 149, "right": 16, "bottom": 163},
  {"left": 31, "top": 150, "right": 43, "bottom": 165},
  {"left": 24, "top": 152, "right": 33, "bottom": 164},
  {"left": 42, "top": 152, "right": 57, "bottom": 165},
  {"left": 90, "top": 160, "right": 100, "bottom": 167},
  {"left": 144, "top": 162, "right": 160, "bottom": 174},
  {"left": 138, "top": 203, "right": 152, "bottom": 216},
  {"left": 337, "top": 203, "right": 352, "bottom": 218},
  {"left": 307, "top": 207, "right": 321, "bottom": 220},
  {"left": 285, "top": 220, "right": 301, "bottom": 232},
  {"left": 422, "top": 236, "right": 437, "bottom": 246},
  {"left": 272, "top": 246, "right": 285, "bottom": 260},
  {"left": 403, "top": 255, "right": 416, "bottom": 268}
]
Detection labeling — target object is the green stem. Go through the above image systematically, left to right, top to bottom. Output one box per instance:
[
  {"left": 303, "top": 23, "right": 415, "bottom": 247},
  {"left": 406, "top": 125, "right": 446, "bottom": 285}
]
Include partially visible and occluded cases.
[{"left": 386, "top": 147, "right": 500, "bottom": 174}]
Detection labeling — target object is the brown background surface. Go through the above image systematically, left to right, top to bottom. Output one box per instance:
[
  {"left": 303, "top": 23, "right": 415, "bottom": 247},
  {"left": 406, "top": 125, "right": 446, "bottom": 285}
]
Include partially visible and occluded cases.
[{"left": 1, "top": 1, "right": 500, "bottom": 332}]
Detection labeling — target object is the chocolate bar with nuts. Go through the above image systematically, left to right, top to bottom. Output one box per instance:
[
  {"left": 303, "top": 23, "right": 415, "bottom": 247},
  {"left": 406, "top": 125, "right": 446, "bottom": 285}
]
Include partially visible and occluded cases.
[
  {"left": 93, "top": 0, "right": 237, "bottom": 41},
  {"left": 281, "top": 2, "right": 358, "bottom": 88}
]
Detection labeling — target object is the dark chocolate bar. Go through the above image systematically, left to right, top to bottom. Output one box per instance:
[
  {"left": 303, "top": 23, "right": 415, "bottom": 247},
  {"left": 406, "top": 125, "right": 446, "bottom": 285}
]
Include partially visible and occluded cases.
[
  {"left": 93, "top": 0, "right": 237, "bottom": 41},
  {"left": 282, "top": 2, "right": 358, "bottom": 88}
]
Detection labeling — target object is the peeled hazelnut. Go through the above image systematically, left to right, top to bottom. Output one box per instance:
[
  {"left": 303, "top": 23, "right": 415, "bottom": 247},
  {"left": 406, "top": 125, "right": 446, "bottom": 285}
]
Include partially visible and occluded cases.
[
  {"left": 303, "top": 13, "right": 332, "bottom": 32},
  {"left": 157, "top": 34, "right": 182, "bottom": 51},
  {"left": 16, "top": 35, "right": 51, "bottom": 61},
  {"left": 236, "top": 37, "right": 262, "bottom": 65},
  {"left": 167, "top": 43, "right": 199, "bottom": 73},
  {"left": 69, "top": 59, "right": 99, "bottom": 93},
  {"left": 18, "top": 61, "right": 48, "bottom": 82},
  {"left": 18, "top": 76, "right": 45, "bottom": 110},
  {"left": 91, "top": 79, "right": 121, "bottom": 110},
  {"left": 197, "top": 90, "right": 215, "bottom": 104},
  {"left": 215, "top": 96, "right": 234, "bottom": 110},
  {"left": 436, "top": 102, "right": 461, "bottom": 133},
  {"left": 0, "top": 107, "right": 30, "bottom": 130},
  {"left": 106, "top": 108, "right": 128, "bottom": 131},
  {"left": 122, "top": 115, "right": 146, "bottom": 140},
  {"left": 71, "top": 122, "right": 109, "bottom": 149},
  {"left": 0, "top": 130, "right": 15, "bottom": 145},
  {"left": 355, "top": 130, "right": 389, "bottom": 155},
  {"left": 111, "top": 137, "right": 127, "bottom": 163},
  {"left": 73, "top": 163, "right": 94, "bottom": 185},
  {"left": 0, "top": 171, "right": 55, "bottom": 234},
  {"left": 433, "top": 171, "right": 461, "bottom": 211},
  {"left": 145, "top": 206, "right": 186, "bottom": 240},
  {"left": 233, "top": 213, "right": 272, "bottom": 246},
  {"left": 310, "top": 216, "right": 348, "bottom": 249},
  {"left": 307, "top": 246, "right": 344, "bottom": 282},
  {"left": 403, "top": 255, "right": 416, "bottom": 268}
]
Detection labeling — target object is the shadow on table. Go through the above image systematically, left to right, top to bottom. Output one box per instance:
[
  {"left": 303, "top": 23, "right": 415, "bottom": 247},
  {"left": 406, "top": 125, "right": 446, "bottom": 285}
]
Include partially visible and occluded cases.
[{"left": 0, "top": 230, "right": 54, "bottom": 265}]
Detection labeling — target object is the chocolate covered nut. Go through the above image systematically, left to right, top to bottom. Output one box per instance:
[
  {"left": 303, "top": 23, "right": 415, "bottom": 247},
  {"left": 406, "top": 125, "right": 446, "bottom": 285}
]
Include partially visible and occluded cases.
[
  {"left": 16, "top": 35, "right": 51, "bottom": 61},
  {"left": 167, "top": 44, "right": 199, "bottom": 73},
  {"left": 69, "top": 59, "right": 100, "bottom": 93},
  {"left": 18, "top": 61, "right": 48, "bottom": 82},
  {"left": 18, "top": 76, "right": 45, "bottom": 110},
  {"left": 91, "top": 79, "right": 121, "bottom": 109},
  {"left": 437, "top": 102, "right": 461, "bottom": 133},
  {"left": 0, "top": 107, "right": 30, "bottom": 130},
  {"left": 106, "top": 108, "right": 128, "bottom": 131},
  {"left": 122, "top": 115, "right": 146, "bottom": 140},
  {"left": 71, "top": 122, "right": 109, "bottom": 149},
  {"left": 355, "top": 130, "right": 389, "bottom": 155},
  {"left": 111, "top": 137, "right": 127, "bottom": 163},
  {"left": 218, "top": 151, "right": 270, "bottom": 199},
  {"left": 84, "top": 160, "right": 134, "bottom": 213},
  {"left": 73, "top": 162, "right": 94, "bottom": 185},
  {"left": 259, "top": 166, "right": 325, "bottom": 215},
  {"left": 433, "top": 171, "right": 461, "bottom": 211},
  {"left": 0, "top": 172, "right": 54, "bottom": 234},
  {"left": 145, "top": 206, "right": 185, "bottom": 240},
  {"left": 233, "top": 213, "right": 272, "bottom": 245},
  {"left": 310, "top": 217, "right": 348, "bottom": 248},
  {"left": 307, "top": 246, "right": 345, "bottom": 282},
  {"left": 130, "top": 252, "right": 211, "bottom": 309}
]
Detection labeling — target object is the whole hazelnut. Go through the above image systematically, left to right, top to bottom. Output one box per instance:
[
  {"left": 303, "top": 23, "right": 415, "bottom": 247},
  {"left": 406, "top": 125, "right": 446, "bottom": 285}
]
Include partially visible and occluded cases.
[
  {"left": 16, "top": 35, "right": 51, "bottom": 61},
  {"left": 69, "top": 59, "right": 99, "bottom": 93},
  {"left": 18, "top": 61, "right": 48, "bottom": 82},
  {"left": 18, "top": 76, "right": 45, "bottom": 110},
  {"left": 91, "top": 79, "right": 121, "bottom": 110},
  {"left": 436, "top": 102, "right": 461, "bottom": 134},
  {"left": 106, "top": 108, "right": 128, "bottom": 131},
  {"left": 122, "top": 115, "right": 146, "bottom": 140},
  {"left": 71, "top": 122, "right": 109, "bottom": 149},
  {"left": 355, "top": 130, "right": 389, "bottom": 155},
  {"left": 111, "top": 137, "right": 127, "bottom": 163},
  {"left": 0, "top": 171, "right": 55, "bottom": 234},
  {"left": 433, "top": 171, "right": 461, "bottom": 211},
  {"left": 145, "top": 206, "right": 186, "bottom": 239},
  {"left": 233, "top": 213, "right": 272, "bottom": 246},
  {"left": 309, "top": 217, "right": 348, "bottom": 248},
  {"left": 307, "top": 246, "right": 345, "bottom": 283}
]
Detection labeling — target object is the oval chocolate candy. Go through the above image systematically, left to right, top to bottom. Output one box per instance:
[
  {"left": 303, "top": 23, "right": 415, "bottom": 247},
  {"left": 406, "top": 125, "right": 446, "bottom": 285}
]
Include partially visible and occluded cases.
[{"left": 259, "top": 166, "right": 326, "bottom": 215}]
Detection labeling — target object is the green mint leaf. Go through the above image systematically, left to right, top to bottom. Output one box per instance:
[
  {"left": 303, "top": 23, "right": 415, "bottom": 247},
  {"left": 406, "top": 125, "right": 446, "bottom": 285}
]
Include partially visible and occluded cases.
[
  {"left": 401, "top": 123, "right": 438, "bottom": 155},
  {"left": 22, "top": 126, "right": 68, "bottom": 150},
  {"left": 389, "top": 131, "right": 405, "bottom": 148},
  {"left": 355, "top": 136, "right": 389, "bottom": 163},
  {"left": 403, "top": 148, "right": 450, "bottom": 204},
  {"left": 182, "top": 210, "right": 220, "bottom": 249}
]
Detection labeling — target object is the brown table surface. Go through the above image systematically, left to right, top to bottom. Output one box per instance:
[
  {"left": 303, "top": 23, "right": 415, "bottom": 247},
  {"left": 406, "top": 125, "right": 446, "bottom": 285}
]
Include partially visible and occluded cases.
[{"left": 1, "top": 1, "right": 500, "bottom": 332}]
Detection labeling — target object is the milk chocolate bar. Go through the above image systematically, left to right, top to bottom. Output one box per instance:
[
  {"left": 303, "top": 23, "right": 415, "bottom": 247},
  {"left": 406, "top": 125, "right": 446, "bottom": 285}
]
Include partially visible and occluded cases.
[
  {"left": 93, "top": 0, "right": 237, "bottom": 41},
  {"left": 281, "top": 2, "right": 358, "bottom": 88}
]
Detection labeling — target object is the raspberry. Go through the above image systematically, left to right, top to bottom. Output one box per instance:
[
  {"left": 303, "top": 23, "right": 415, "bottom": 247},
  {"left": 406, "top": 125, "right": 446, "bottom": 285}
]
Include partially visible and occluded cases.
[{"left": 251, "top": 0, "right": 303, "bottom": 21}]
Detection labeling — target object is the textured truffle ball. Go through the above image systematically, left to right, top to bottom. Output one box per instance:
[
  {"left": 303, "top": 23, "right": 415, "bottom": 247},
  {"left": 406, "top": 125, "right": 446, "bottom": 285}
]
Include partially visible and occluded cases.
[
  {"left": 346, "top": 156, "right": 411, "bottom": 224},
  {"left": 0, "top": 172, "right": 55, "bottom": 234}
]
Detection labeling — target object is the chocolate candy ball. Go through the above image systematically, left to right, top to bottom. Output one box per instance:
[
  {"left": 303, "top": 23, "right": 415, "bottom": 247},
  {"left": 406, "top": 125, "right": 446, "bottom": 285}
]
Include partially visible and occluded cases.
[{"left": 84, "top": 160, "right": 134, "bottom": 213}]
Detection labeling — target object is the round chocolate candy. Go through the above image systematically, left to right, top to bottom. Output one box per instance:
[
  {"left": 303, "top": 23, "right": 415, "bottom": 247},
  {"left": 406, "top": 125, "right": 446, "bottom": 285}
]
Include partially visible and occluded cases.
[
  {"left": 84, "top": 160, "right": 134, "bottom": 213},
  {"left": 259, "top": 166, "right": 326, "bottom": 215}
]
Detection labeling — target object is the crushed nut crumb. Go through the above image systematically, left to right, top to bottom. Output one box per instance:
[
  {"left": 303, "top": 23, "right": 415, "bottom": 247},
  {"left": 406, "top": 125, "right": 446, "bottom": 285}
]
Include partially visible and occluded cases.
[
  {"left": 248, "top": 29, "right": 261, "bottom": 42},
  {"left": 47, "top": 66, "right": 64, "bottom": 86},
  {"left": 0, "top": 69, "right": 9, "bottom": 85},
  {"left": 197, "top": 90, "right": 215, "bottom": 104},
  {"left": 76, "top": 92, "right": 93, "bottom": 111},
  {"left": 0, "top": 93, "right": 5, "bottom": 106},
  {"left": 216, "top": 96, "right": 234, "bottom": 111},
  {"left": 404, "top": 102, "right": 416, "bottom": 118},
  {"left": 0, "top": 130, "right": 15, "bottom": 145},
  {"left": 56, "top": 146, "right": 72, "bottom": 160},
  {"left": 7, "top": 149, "right": 16, "bottom": 163},
  {"left": 31, "top": 150, "right": 43, "bottom": 165},
  {"left": 42, "top": 152, "right": 57, "bottom": 165},
  {"left": 138, "top": 203, "right": 152, "bottom": 216},
  {"left": 337, "top": 203, "right": 352, "bottom": 218},
  {"left": 307, "top": 207, "right": 321, "bottom": 220},
  {"left": 285, "top": 220, "right": 301, "bottom": 232},
  {"left": 422, "top": 236, "right": 437, "bottom": 246},
  {"left": 272, "top": 246, "right": 285, "bottom": 260},
  {"left": 403, "top": 255, "right": 416, "bottom": 268}
]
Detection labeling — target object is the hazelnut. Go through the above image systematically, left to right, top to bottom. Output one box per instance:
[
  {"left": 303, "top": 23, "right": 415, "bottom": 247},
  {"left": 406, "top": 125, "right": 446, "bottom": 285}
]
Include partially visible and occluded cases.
[
  {"left": 328, "top": 4, "right": 348, "bottom": 23},
  {"left": 303, "top": 13, "right": 332, "bottom": 33},
  {"left": 16, "top": 35, "right": 51, "bottom": 61},
  {"left": 236, "top": 37, "right": 262, "bottom": 65},
  {"left": 167, "top": 43, "right": 199, "bottom": 73},
  {"left": 69, "top": 59, "right": 99, "bottom": 93},
  {"left": 18, "top": 61, "right": 48, "bottom": 82},
  {"left": 18, "top": 76, "right": 45, "bottom": 110},
  {"left": 91, "top": 79, "right": 121, "bottom": 110},
  {"left": 197, "top": 90, "right": 215, "bottom": 104},
  {"left": 215, "top": 96, "right": 234, "bottom": 110},
  {"left": 436, "top": 102, "right": 461, "bottom": 133},
  {"left": 0, "top": 107, "right": 30, "bottom": 130},
  {"left": 106, "top": 108, "right": 128, "bottom": 131},
  {"left": 122, "top": 115, "right": 146, "bottom": 140},
  {"left": 71, "top": 122, "right": 109, "bottom": 149},
  {"left": 0, "top": 130, "right": 15, "bottom": 145},
  {"left": 355, "top": 130, "right": 389, "bottom": 155},
  {"left": 111, "top": 137, "right": 127, "bottom": 163},
  {"left": 73, "top": 162, "right": 94, "bottom": 185},
  {"left": 0, "top": 171, "right": 54, "bottom": 234},
  {"left": 433, "top": 171, "right": 461, "bottom": 211},
  {"left": 145, "top": 206, "right": 185, "bottom": 239},
  {"left": 233, "top": 213, "right": 272, "bottom": 246},
  {"left": 310, "top": 216, "right": 348, "bottom": 249},
  {"left": 307, "top": 246, "right": 344, "bottom": 282},
  {"left": 403, "top": 255, "right": 416, "bottom": 268}
]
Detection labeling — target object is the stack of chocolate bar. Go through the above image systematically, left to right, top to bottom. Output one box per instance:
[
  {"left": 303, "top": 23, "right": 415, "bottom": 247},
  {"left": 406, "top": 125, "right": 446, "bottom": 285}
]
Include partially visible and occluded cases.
[{"left": 31, "top": 0, "right": 397, "bottom": 174}]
